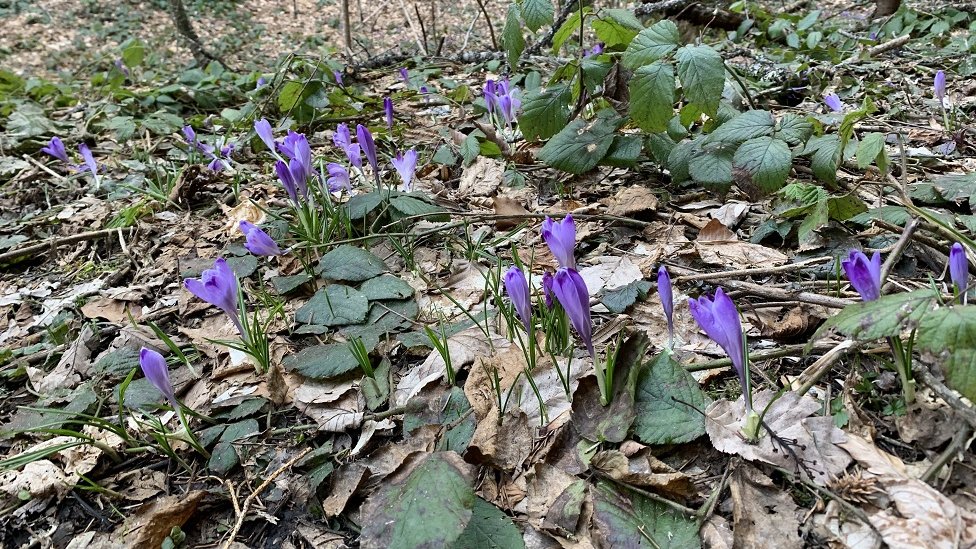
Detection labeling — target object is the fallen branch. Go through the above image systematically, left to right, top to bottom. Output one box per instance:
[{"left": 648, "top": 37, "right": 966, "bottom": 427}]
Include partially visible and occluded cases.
[{"left": 0, "top": 227, "right": 135, "bottom": 265}]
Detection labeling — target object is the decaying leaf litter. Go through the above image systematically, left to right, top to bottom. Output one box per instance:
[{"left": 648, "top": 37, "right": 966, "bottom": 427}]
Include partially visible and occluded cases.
[{"left": 2, "top": 0, "right": 976, "bottom": 547}]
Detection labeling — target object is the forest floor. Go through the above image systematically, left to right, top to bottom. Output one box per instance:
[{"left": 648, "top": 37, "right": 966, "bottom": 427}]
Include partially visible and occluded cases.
[{"left": 2, "top": 0, "right": 976, "bottom": 548}]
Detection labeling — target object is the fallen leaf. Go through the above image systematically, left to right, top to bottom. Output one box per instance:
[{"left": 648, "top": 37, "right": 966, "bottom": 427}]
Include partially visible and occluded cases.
[
  {"left": 459, "top": 156, "right": 505, "bottom": 197},
  {"left": 606, "top": 185, "right": 658, "bottom": 216},
  {"left": 494, "top": 195, "right": 531, "bottom": 229},
  {"left": 697, "top": 218, "right": 737, "bottom": 242},
  {"left": 695, "top": 240, "right": 788, "bottom": 268},
  {"left": 578, "top": 256, "right": 645, "bottom": 296},
  {"left": 467, "top": 409, "right": 535, "bottom": 471},
  {"left": 590, "top": 449, "right": 696, "bottom": 500},
  {"left": 730, "top": 463, "right": 804, "bottom": 549},
  {"left": 118, "top": 491, "right": 206, "bottom": 548}
]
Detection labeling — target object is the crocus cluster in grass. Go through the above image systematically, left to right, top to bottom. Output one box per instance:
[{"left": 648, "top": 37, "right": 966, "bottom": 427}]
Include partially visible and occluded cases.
[{"left": 484, "top": 78, "right": 521, "bottom": 128}]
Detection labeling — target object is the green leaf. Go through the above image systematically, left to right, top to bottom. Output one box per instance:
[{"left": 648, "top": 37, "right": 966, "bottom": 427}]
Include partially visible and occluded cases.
[
  {"left": 520, "top": 0, "right": 553, "bottom": 33},
  {"left": 502, "top": 4, "right": 526, "bottom": 70},
  {"left": 552, "top": 7, "right": 590, "bottom": 54},
  {"left": 592, "top": 9, "right": 644, "bottom": 47},
  {"left": 797, "top": 9, "right": 821, "bottom": 31},
  {"left": 622, "top": 20, "right": 680, "bottom": 69},
  {"left": 121, "top": 39, "right": 146, "bottom": 67},
  {"left": 675, "top": 44, "right": 725, "bottom": 118},
  {"left": 628, "top": 61, "right": 675, "bottom": 133},
  {"left": 518, "top": 84, "right": 571, "bottom": 141},
  {"left": 6, "top": 102, "right": 56, "bottom": 140},
  {"left": 537, "top": 110, "right": 620, "bottom": 174},
  {"left": 704, "top": 110, "right": 775, "bottom": 145},
  {"left": 775, "top": 113, "right": 814, "bottom": 146},
  {"left": 645, "top": 132, "right": 676, "bottom": 164},
  {"left": 856, "top": 132, "right": 886, "bottom": 169},
  {"left": 806, "top": 134, "right": 841, "bottom": 184},
  {"left": 461, "top": 135, "right": 480, "bottom": 166},
  {"left": 600, "top": 135, "right": 643, "bottom": 168},
  {"left": 732, "top": 136, "right": 792, "bottom": 193},
  {"left": 666, "top": 138, "right": 697, "bottom": 183},
  {"left": 688, "top": 145, "right": 734, "bottom": 188},
  {"left": 929, "top": 173, "right": 976, "bottom": 208},
  {"left": 345, "top": 191, "right": 385, "bottom": 221},
  {"left": 827, "top": 193, "right": 868, "bottom": 221},
  {"left": 389, "top": 195, "right": 449, "bottom": 222},
  {"left": 797, "top": 199, "right": 829, "bottom": 246},
  {"left": 849, "top": 205, "right": 912, "bottom": 227},
  {"left": 317, "top": 245, "right": 389, "bottom": 282},
  {"left": 359, "top": 275, "right": 415, "bottom": 301},
  {"left": 601, "top": 280, "right": 652, "bottom": 313},
  {"left": 295, "top": 284, "right": 370, "bottom": 327},
  {"left": 813, "top": 289, "right": 938, "bottom": 342},
  {"left": 917, "top": 306, "right": 976, "bottom": 403},
  {"left": 282, "top": 342, "right": 367, "bottom": 379},
  {"left": 633, "top": 352, "right": 709, "bottom": 444},
  {"left": 404, "top": 387, "right": 476, "bottom": 453},
  {"left": 361, "top": 452, "right": 475, "bottom": 549},
  {"left": 591, "top": 481, "right": 701, "bottom": 548},
  {"left": 455, "top": 497, "right": 525, "bottom": 549}
]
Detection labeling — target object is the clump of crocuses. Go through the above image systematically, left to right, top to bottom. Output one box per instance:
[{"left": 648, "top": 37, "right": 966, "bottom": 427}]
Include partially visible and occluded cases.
[
  {"left": 483, "top": 78, "right": 521, "bottom": 129},
  {"left": 688, "top": 288, "right": 758, "bottom": 440}
]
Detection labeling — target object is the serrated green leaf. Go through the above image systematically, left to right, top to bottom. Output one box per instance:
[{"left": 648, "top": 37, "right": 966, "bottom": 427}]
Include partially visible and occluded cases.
[
  {"left": 520, "top": 0, "right": 553, "bottom": 33},
  {"left": 502, "top": 4, "right": 526, "bottom": 70},
  {"left": 552, "top": 7, "right": 590, "bottom": 54},
  {"left": 592, "top": 9, "right": 644, "bottom": 47},
  {"left": 622, "top": 20, "right": 680, "bottom": 68},
  {"left": 675, "top": 44, "right": 725, "bottom": 118},
  {"left": 628, "top": 61, "right": 675, "bottom": 133},
  {"left": 519, "top": 84, "right": 571, "bottom": 141},
  {"left": 704, "top": 109, "right": 775, "bottom": 145},
  {"left": 537, "top": 110, "right": 619, "bottom": 174},
  {"left": 775, "top": 113, "right": 814, "bottom": 146},
  {"left": 645, "top": 132, "right": 676, "bottom": 164},
  {"left": 856, "top": 132, "right": 886, "bottom": 169},
  {"left": 806, "top": 134, "right": 841, "bottom": 184},
  {"left": 461, "top": 135, "right": 480, "bottom": 166},
  {"left": 600, "top": 135, "right": 643, "bottom": 168},
  {"left": 732, "top": 136, "right": 792, "bottom": 193},
  {"left": 666, "top": 138, "right": 696, "bottom": 183},
  {"left": 688, "top": 145, "right": 734, "bottom": 188},
  {"left": 929, "top": 173, "right": 976, "bottom": 208},
  {"left": 345, "top": 191, "right": 385, "bottom": 221},
  {"left": 827, "top": 193, "right": 868, "bottom": 221},
  {"left": 797, "top": 199, "right": 828, "bottom": 245},
  {"left": 849, "top": 205, "right": 912, "bottom": 226},
  {"left": 317, "top": 245, "right": 389, "bottom": 282},
  {"left": 295, "top": 284, "right": 370, "bottom": 327},
  {"left": 813, "top": 289, "right": 938, "bottom": 342},
  {"left": 917, "top": 306, "right": 976, "bottom": 403},
  {"left": 633, "top": 352, "right": 709, "bottom": 444},
  {"left": 361, "top": 452, "right": 475, "bottom": 549},
  {"left": 592, "top": 481, "right": 701, "bottom": 548},
  {"left": 454, "top": 497, "right": 525, "bottom": 549}
]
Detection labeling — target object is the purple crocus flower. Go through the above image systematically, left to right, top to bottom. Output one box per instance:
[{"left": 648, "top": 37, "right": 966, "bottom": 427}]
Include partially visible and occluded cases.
[
  {"left": 585, "top": 42, "right": 604, "bottom": 57},
  {"left": 114, "top": 58, "right": 129, "bottom": 76},
  {"left": 399, "top": 67, "right": 409, "bottom": 85},
  {"left": 334, "top": 70, "right": 344, "bottom": 86},
  {"left": 935, "top": 70, "right": 946, "bottom": 102},
  {"left": 256, "top": 77, "right": 267, "bottom": 89},
  {"left": 484, "top": 79, "right": 497, "bottom": 115},
  {"left": 824, "top": 93, "right": 843, "bottom": 113},
  {"left": 384, "top": 97, "right": 394, "bottom": 130},
  {"left": 254, "top": 118, "right": 278, "bottom": 156},
  {"left": 334, "top": 123, "right": 362, "bottom": 168},
  {"left": 357, "top": 124, "right": 379, "bottom": 176},
  {"left": 182, "top": 126, "right": 197, "bottom": 146},
  {"left": 279, "top": 131, "right": 313, "bottom": 181},
  {"left": 41, "top": 137, "right": 69, "bottom": 163},
  {"left": 78, "top": 144, "right": 97, "bottom": 175},
  {"left": 392, "top": 149, "right": 418, "bottom": 191},
  {"left": 275, "top": 159, "right": 303, "bottom": 205},
  {"left": 326, "top": 162, "right": 351, "bottom": 192},
  {"left": 541, "top": 215, "right": 576, "bottom": 270},
  {"left": 239, "top": 221, "right": 282, "bottom": 256},
  {"left": 950, "top": 242, "right": 968, "bottom": 299},
  {"left": 842, "top": 250, "right": 882, "bottom": 302},
  {"left": 184, "top": 257, "right": 244, "bottom": 336},
  {"left": 504, "top": 266, "right": 532, "bottom": 332},
  {"left": 658, "top": 266, "right": 674, "bottom": 346},
  {"left": 551, "top": 268, "right": 593, "bottom": 358},
  {"left": 541, "top": 271, "right": 554, "bottom": 308},
  {"left": 688, "top": 288, "right": 749, "bottom": 410},
  {"left": 139, "top": 347, "right": 178, "bottom": 408}
]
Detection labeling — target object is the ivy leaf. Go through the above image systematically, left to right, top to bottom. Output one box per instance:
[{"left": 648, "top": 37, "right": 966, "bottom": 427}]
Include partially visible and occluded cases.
[
  {"left": 520, "top": 0, "right": 553, "bottom": 33},
  {"left": 502, "top": 4, "right": 525, "bottom": 70},
  {"left": 622, "top": 20, "right": 680, "bottom": 68},
  {"left": 675, "top": 44, "right": 725, "bottom": 118},
  {"left": 628, "top": 61, "right": 675, "bottom": 133},
  {"left": 519, "top": 84, "right": 571, "bottom": 141},
  {"left": 704, "top": 109, "right": 775, "bottom": 145},
  {"left": 537, "top": 110, "right": 620, "bottom": 174},
  {"left": 732, "top": 136, "right": 792, "bottom": 193},
  {"left": 917, "top": 306, "right": 976, "bottom": 403}
]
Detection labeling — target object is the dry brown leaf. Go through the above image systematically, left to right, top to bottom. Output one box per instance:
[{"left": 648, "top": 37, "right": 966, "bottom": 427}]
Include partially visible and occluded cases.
[
  {"left": 458, "top": 156, "right": 505, "bottom": 197},
  {"left": 606, "top": 185, "right": 658, "bottom": 216},
  {"left": 494, "top": 195, "right": 531, "bottom": 229},
  {"left": 221, "top": 197, "right": 267, "bottom": 234},
  {"left": 710, "top": 202, "right": 750, "bottom": 228},
  {"left": 697, "top": 218, "right": 737, "bottom": 242},
  {"left": 695, "top": 240, "right": 788, "bottom": 269},
  {"left": 578, "top": 256, "right": 644, "bottom": 296},
  {"left": 80, "top": 297, "right": 142, "bottom": 323},
  {"left": 757, "top": 305, "right": 826, "bottom": 340},
  {"left": 464, "top": 341, "right": 527, "bottom": 420},
  {"left": 295, "top": 388, "right": 365, "bottom": 432},
  {"left": 705, "top": 390, "right": 851, "bottom": 486},
  {"left": 894, "top": 399, "right": 956, "bottom": 449},
  {"left": 467, "top": 409, "right": 535, "bottom": 471},
  {"left": 590, "top": 449, "right": 696, "bottom": 500},
  {"left": 322, "top": 463, "right": 370, "bottom": 517},
  {"left": 730, "top": 463, "right": 804, "bottom": 549},
  {"left": 118, "top": 490, "right": 206, "bottom": 548},
  {"left": 811, "top": 499, "right": 882, "bottom": 549},
  {"left": 701, "top": 515, "right": 734, "bottom": 549}
]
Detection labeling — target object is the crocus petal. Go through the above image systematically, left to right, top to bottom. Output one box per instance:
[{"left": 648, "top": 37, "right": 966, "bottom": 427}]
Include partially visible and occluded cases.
[
  {"left": 399, "top": 67, "right": 409, "bottom": 85},
  {"left": 334, "top": 70, "right": 344, "bottom": 86},
  {"left": 935, "top": 70, "right": 946, "bottom": 101},
  {"left": 255, "top": 77, "right": 267, "bottom": 89},
  {"left": 824, "top": 93, "right": 843, "bottom": 112},
  {"left": 384, "top": 97, "right": 394, "bottom": 130},
  {"left": 254, "top": 119, "right": 277, "bottom": 155},
  {"left": 333, "top": 123, "right": 352, "bottom": 149},
  {"left": 356, "top": 124, "right": 378, "bottom": 175},
  {"left": 181, "top": 126, "right": 196, "bottom": 145},
  {"left": 41, "top": 137, "right": 69, "bottom": 163},
  {"left": 79, "top": 144, "right": 97, "bottom": 175},
  {"left": 392, "top": 149, "right": 418, "bottom": 192},
  {"left": 288, "top": 158, "right": 309, "bottom": 200},
  {"left": 275, "top": 159, "right": 299, "bottom": 204},
  {"left": 326, "top": 162, "right": 351, "bottom": 192},
  {"left": 541, "top": 215, "right": 577, "bottom": 270},
  {"left": 240, "top": 221, "right": 282, "bottom": 256},
  {"left": 950, "top": 242, "right": 968, "bottom": 295},
  {"left": 842, "top": 250, "right": 882, "bottom": 302},
  {"left": 504, "top": 266, "right": 532, "bottom": 332},
  {"left": 658, "top": 266, "right": 674, "bottom": 340},
  {"left": 552, "top": 268, "right": 593, "bottom": 358},
  {"left": 541, "top": 271, "right": 554, "bottom": 308},
  {"left": 688, "top": 288, "right": 748, "bottom": 408},
  {"left": 139, "top": 347, "right": 177, "bottom": 406}
]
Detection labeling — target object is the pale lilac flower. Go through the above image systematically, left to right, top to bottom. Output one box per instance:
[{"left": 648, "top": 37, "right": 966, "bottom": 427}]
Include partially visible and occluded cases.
[
  {"left": 585, "top": 42, "right": 604, "bottom": 57},
  {"left": 114, "top": 58, "right": 129, "bottom": 76},
  {"left": 399, "top": 67, "right": 409, "bottom": 85},
  {"left": 334, "top": 70, "right": 344, "bottom": 86},
  {"left": 935, "top": 70, "right": 946, "bottom": 102},
  {"left": 255, "top": 77, "right": 267, "bottom": 89},
  {"left": 824, "top": 93, "right": 843, "bottom": 113},
  {"left": 384, "top": 97, "right": 394, "bottom": 130},
  {"left": 254, "top": 118, "right": 279, "bottom": 156},
  {"left": 334, "top": 123, "right": 361, "bottom": 168},
  {"left": 357, "top": 124, "right": 378, "bottom": 177},
  {"left": 182, "top": 126, "right": 197, "bottom": 146},
  {"left": 41, "top": 137, "right": 69, "bottom": 163},
  {"left": 392, "top": 149, "right": 418, "bottom": 191},
  {"left": 326, "top": 162, "right": 351, "bottom": 192},
  {"left": 541, "top": 215, "right": 576, "bottom": 270},
  {"left": 239, "top": 221, "right": 282, "bottom": 256},
  {"left": 950, "top": 242, "right": 968, "bottom": 298},
  {"left": 842, "top": 250, "right": 882, "bottom": 302},
  {"left": 184, "top": 257, "right": 244, "bottom": 336},
  {"left": 504, "top": 266, "right": 532, "bottom": 332},
  {"left": 658, "top": 266, "right": 674, "bottom": 346},
  {"left": 140, "top": 348, "right": 178, "bottom": 408}
]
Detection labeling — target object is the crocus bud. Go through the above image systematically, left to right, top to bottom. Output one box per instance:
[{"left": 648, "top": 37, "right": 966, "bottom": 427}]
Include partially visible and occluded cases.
[
  {"left": 399, "top": 67, "right": 409, "bottom": 85},
  {"left": 334, "top": 70, "right": 344, "bottom": 86},
  {"left": 935, "top": 70, "right": 946, "bottom": 102},
  {"left": 256, "top": 77, "right": 267, "bottom": 89},
  {"left": 824, "top": 93, "right": 843, "bottom": 113},
  {"left": 384, "top": 97, "right": 394, "bottom": 130},
  {"left": 254, "top": 118, "right": 277, "bottom": 155},
  {"left": 357, "top": 124, "right": 378, "bottom": 176},
  {"left": 181, "top": 126, "right": 197, "bottom": 146},
  {"left": 41, "top": 137, "right": 69, "bottom": 163},
  {"left": 79, "top": 144, "right": 97, "bottom": 175},
  {"left": 392, "top": 149, "right": 418, "bottom": 192},
  {"left": 275, "top": 159, "right": 300, "bottom": 204},
  {"left": 326, "top": 162, "right": 351, "bottom": 192},
  {"left": 541, "top": 215, "right": 576, "bottom": 270},
  {"left": 239, "top": 221, "right": 282, "bottom": 256},
  {"left": 950, "top": 242, "right": 968, "bottom": 298},
  {"left": 842, "top": 250, "right": 882, "bottom": 302},
  {"left": 184, "top": 258, "right": 244, "bottom": 337},
  {"left": 504, "top": 266, "right": 532, "bottom": 332},
  {"left": 658, "top": 266, "right": 674, "bottom": 346},
  {"left": 551, "top": 268, "right": 593, "bottom": 359},
  {"left": 541, "top": 271, "right": 554, "bottom": 308},
  {"left": 688, "top": 288, "right": 748, "bottom": 409},
  {"left": 140, "top": 347, "right": 178, "bottom": 408}
]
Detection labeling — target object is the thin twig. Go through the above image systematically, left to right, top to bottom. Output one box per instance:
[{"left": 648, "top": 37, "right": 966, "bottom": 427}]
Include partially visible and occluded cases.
[
  {"left": 472, "top": 0, "right": 498, "bottom": 50},
  {"left": 880, "top": 217, "right": 920, "bottom": 286},
  {"left": 0, "top": 227, "right": 135, "bottom": 264},
  {"left": 674, "top": 256, "right": 833, "bottom": 284},
  {"left": 794, "top": 339, "right": 859, "bottom": 396},
  {"left": 686, "top": 342, "right": 839, "bottom": 372}
]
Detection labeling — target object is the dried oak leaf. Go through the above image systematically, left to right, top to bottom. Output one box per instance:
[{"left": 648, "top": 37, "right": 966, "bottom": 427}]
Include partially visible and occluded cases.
[{"left": 730, "top": 463, "right": 804, "bottom": 549}]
